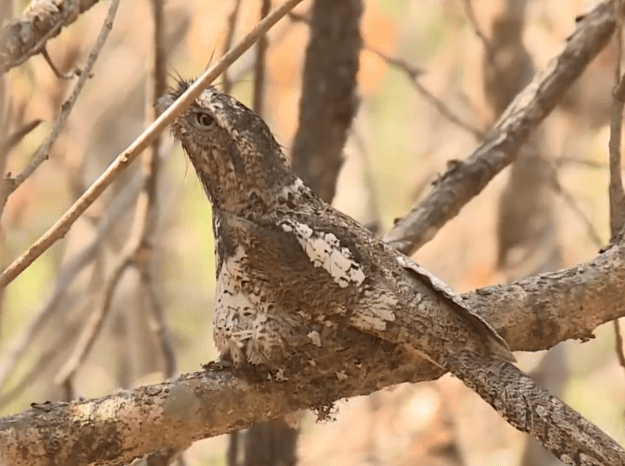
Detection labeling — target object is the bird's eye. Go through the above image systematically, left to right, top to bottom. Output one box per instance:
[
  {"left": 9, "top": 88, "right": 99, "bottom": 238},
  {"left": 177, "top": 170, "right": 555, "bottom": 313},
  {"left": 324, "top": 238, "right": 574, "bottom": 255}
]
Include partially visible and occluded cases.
[{"left": 194, "top": 112, "right": 215, "bottom": 129}]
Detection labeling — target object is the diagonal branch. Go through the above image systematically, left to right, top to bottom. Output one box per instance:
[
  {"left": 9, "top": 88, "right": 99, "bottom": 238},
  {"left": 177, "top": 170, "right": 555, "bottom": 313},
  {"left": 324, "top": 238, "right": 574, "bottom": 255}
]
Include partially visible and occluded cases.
[
  {"left": 0, "top": 0, "right": 103, "bottom": 73},
  {"left": 0, "top": 0, "right": 307, "bottom": 291},
  {"left": 1, "top": 0, "right": 121, "bottom": 212},
  {"left": 384, "top": 0, "right": 618, "bottom": 255},
  {"left": 367, "top": 46, "right": 484, "bottom": 139}
]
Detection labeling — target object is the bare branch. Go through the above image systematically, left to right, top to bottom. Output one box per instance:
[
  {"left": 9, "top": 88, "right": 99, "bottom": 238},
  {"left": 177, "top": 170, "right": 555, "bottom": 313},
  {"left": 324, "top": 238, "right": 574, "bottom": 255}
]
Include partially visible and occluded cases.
[
  {"left": 0, "top": 0, "right": 307, "bottom": 290},
  {"left": 0, "top": 0, "right": 103, "bottom": 72},
  {"left": 3, "top": 0, "right": 121, "bottom": 206},
  {"left": 53, "top": 0, "right": 172, "bottom": 382},
  {"left": 140, "top": 0, "right": 176, "bottom": 381},
  {"left": 222, "top": 0, "right": 242, "bottom": 95},
  {"left": 253, "top": 0, "right": 271, "bottom": 115},
  {"left": 290, "top": 0, "right": 362, "bottom": 203},
  {"left": 384, "top": 0, "right": 617, "bottom": 255},
  {"left": 460, "top": 0, "right": 492, "bottom": 54},
  {"left": 608, "top": 7, "right": 625, "bottom": 380},
  {"left": 41, "top": 46, "right": 74, "bottom": 79},
  {"left": 368, "top": 46, "right": 485, "bottom": 139},
  {"left": 609, "top": 73, "right": 625, "bottom": 239},
  {"left": 0, "top": 118, "right": 43, "bottom": 219},
  {"left": 0, "top": 119, "right": 43, "bottom": 154},
  {"left": 553, "top": 154, "right": 607, "bottom": 169},
  {"left": 546, "top": 165, "right": 604, "bottom": 248},
  {"left": 0, "top": 172, "right": 144, "bottom": 390},
  {"left": 2, "top": 239, "right": 625, "bottom": 465},
  {"left": 462, "top": 242, "right": 625, "bottom": 351},
  {"left": 54, "top": 253, "right": 131, "bottom": 385},
  {"left": 142, "top": 268, "right": 177, "bottom": 378},
  {"left": 0, "top": 307, "right": 87, "bottom": 411},
  {"left": 614, "top": 320, "right": 625, "bottom": 373}
]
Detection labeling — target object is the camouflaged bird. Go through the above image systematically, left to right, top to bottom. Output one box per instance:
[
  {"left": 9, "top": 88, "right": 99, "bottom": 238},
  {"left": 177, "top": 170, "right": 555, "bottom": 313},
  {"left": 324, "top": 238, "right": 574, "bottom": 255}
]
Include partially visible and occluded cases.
[{"left": 160, "top": 80, "right": 625, "bottom": 466}]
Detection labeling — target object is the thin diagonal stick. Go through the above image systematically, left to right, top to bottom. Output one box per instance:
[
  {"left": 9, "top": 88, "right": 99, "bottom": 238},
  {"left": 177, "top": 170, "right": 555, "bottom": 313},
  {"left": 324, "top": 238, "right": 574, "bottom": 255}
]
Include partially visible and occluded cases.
[
  {"left": 0, "top": 0, "right": 307, "bottom": 290},
  {"left": 222, "top": 0, "right": 242, "bottom": 95}
]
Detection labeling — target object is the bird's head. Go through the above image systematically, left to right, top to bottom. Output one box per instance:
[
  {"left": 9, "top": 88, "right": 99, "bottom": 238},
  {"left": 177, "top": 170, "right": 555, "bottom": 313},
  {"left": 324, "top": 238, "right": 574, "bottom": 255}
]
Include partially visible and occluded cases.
[{"left": 160, "top": 79, "right": 297, "bottom": 214}]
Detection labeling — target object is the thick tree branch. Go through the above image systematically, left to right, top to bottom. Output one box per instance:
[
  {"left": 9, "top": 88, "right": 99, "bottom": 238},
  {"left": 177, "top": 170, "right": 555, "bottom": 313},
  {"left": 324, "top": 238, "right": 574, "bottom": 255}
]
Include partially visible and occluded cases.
[
  {"left": 0, "top": 0, "right": 103, "bottom": 72},
  {"left": 385, "top": 0, "right": 618, "bottom": 255},
  {"left": 2, "top": 240, "right": 625, "bottom": 466},
  {"left": 463, "top": 242, "right": 625, "bottom": 352}
]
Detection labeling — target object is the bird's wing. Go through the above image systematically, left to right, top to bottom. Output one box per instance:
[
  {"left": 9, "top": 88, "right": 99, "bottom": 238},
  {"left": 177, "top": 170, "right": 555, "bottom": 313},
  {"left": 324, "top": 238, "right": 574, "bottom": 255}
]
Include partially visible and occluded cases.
[{"left": 395, "top": 253, "right": 515, "bottom": 362}]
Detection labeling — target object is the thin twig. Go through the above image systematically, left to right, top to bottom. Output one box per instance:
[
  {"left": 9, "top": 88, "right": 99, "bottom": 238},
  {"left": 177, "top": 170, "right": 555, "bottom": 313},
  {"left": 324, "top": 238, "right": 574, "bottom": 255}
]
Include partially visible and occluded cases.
[
  {"left": 0, "top": 0, "right": 307, "bottom": 290},
  {"left": 3, "top": 0, "right": 121, "bottom": 206},
  {"left": 53, "top": 0, "right": 171, "bottom": 390},
  {"left": 138, "top": 0, "right": 176, "bottom": 380},
  {"left": 222, "top": 0, "right": 242, "bottom": 95},
  {"left": 253, "top": 0, "right": 271, "bottom": 115},
  {"left": 384, "top": 0, "right": 616, "bottom": 255},
  {"left": 459, "top": 0, "right": 511, "bottom": 101},
  {"left": 460, "top": 0, "right": 492, "bottom": 53},
  {"left": 609, "top": 2, "right": 625, "bottom": 375},
  {"left": 227, "top": 16, "right": 297, "bottom": 85},
  {"left": 367, "top": 46, "right": 484, "bottom": 139},
  {"left": 41, "top": 47, "right": 75, "bottom": 80},
  {"left": 0, "top": 64, "right": 12, "bottom": 224},
  {"left": 608, "top": 78, "right": 625, "bottom": 238},
  {"left": 0, "top": 119, "right": 43, "bottom": 154},
  {"left": 0, "top": 119, "right": 43, "bottom": 220},
  {"left": 553, "top": 155, "right": 607, "bottom": 169},
  {"left": 547, "top": 168, "right": 604, "bottom": 248},
  {"left": 0, "top": 172, "right": 144, "bottom": 390},
  {"left": 54, "top": 254, "right": 132, "bottom": 385},
  {"left": 143, "top": 269, "right": 176, "bottom": 377},
  {"left": 0, "top": 307, "right": 87, "bottom": 411},
  {"left": 615, "top": 320, "right": 625, "bottom": 370},
  {"left": 227, "top": 432, "right": 239, "bottom": 466}
]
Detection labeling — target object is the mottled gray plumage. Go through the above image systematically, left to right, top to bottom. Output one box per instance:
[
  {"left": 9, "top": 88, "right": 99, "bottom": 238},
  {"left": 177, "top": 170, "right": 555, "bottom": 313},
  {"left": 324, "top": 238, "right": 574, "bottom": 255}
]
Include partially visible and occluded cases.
[{"left": 160, "top": 80, "right": 625, "bottom": 466}]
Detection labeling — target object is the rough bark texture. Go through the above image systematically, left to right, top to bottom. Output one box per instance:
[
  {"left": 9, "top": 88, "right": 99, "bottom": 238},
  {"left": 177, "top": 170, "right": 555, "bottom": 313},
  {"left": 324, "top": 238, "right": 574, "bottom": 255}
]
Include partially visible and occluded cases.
[
  {"left": 0, "top": 0, "right": 103, "bottom": 72},
  {"left": 290, "top": 0, "right": 362, "bottom": 204},
  {"left": 384, "top": 0, "right": 618, "bottom": 255},
  {"left": 484, "top": 2, "right": 567, "bottom": 465},
  {"left": 1, "top": 239, "right": 625, "bottom": 465},
  {"left": 461, "top": 241, "right": 625, "bottom": 351},
  {"left": 521, "top": 347, "right": 570, "bottom": 466},
  {"left": 448, "top": 352, "right": 624, "bottom": 466}
]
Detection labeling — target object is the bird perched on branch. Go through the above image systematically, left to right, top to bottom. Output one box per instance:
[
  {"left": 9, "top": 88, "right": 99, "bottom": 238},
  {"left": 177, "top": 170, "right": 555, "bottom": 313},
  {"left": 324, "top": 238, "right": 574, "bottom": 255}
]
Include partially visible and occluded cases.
[{"left": 160, "top": 80, "right": 625, "bottom": 466}]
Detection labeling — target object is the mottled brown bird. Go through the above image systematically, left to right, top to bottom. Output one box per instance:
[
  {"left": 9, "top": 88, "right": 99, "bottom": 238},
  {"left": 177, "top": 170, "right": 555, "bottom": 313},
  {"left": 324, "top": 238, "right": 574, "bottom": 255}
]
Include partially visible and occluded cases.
[{"left": 160, "top": 80, "right": 625, "bottom": 466}]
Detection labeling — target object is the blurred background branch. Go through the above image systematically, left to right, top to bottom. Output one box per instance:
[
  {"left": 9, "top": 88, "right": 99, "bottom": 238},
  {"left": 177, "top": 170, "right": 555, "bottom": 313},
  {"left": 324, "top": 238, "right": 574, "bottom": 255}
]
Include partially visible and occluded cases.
[{"left": 0, "top": 0, "right": 104, "bottom": 72}]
